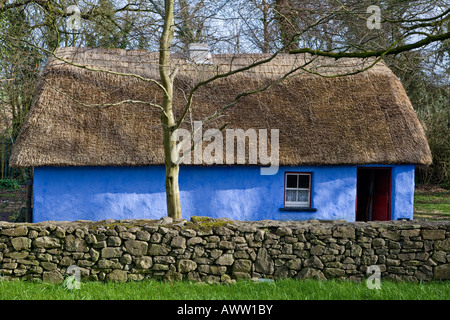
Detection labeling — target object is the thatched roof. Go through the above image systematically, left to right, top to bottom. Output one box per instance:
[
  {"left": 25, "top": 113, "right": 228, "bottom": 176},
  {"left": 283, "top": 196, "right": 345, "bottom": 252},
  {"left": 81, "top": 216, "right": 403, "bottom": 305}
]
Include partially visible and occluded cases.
[{"left": 10, "top": 47, "right": 432, "bottom": 168}]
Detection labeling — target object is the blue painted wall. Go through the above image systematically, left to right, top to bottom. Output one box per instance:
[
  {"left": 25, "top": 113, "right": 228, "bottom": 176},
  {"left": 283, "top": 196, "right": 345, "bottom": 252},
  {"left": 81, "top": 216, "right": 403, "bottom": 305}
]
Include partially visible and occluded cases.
[{"left": 32, "top": 164, "right": 415, "bottom": 223}]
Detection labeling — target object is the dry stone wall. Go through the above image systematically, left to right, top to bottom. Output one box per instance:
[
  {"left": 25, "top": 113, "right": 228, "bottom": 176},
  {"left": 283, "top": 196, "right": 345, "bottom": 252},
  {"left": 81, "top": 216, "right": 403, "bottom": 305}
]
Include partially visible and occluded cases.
[{"left": 0, "top": 217, "right": 449, "bottom": 283}]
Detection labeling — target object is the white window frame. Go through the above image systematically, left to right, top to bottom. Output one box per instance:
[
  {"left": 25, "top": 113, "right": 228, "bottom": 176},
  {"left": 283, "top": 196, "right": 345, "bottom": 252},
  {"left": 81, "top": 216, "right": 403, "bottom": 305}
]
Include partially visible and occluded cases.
[{"left": 284, "top": 173, "right": 312, "bottom": 208}]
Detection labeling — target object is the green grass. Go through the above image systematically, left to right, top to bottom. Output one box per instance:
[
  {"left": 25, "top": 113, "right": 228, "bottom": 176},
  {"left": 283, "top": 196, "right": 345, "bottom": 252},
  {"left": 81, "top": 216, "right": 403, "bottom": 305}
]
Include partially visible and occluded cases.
[
  {"left": 414, "top": 185, "right": 450, "bottom": 221},
  {"left": 0, "top": 279, "right": 449, "bottom": 300}
]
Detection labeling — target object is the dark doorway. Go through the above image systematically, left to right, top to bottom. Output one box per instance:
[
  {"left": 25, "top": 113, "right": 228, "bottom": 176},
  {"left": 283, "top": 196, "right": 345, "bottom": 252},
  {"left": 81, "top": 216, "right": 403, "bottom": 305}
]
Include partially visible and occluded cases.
[{"left": 356, "top": 168, "right": 392, "bottom": 221}]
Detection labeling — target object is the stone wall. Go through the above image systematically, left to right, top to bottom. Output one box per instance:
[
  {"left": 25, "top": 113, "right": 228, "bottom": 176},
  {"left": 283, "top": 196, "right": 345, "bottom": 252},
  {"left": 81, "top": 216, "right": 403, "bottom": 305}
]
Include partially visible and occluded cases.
[{"left": 0, "top": 217, "right": 449, "bottom": 283}]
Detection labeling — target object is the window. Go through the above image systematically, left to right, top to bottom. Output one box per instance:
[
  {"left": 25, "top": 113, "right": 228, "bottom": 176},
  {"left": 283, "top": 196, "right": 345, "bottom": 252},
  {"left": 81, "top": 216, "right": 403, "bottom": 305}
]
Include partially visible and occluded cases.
[{"left": 284, "top": 173, "right": 312, "bottom": 208}]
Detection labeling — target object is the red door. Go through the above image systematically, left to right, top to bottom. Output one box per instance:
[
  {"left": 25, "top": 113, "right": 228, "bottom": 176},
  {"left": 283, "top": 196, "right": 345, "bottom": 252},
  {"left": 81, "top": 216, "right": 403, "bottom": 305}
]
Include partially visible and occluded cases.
[
  {"left": 356, "top": 168, "right": 392, "bottom": 221},
  {"left": 371, "top": 169, "right": 391, "bottom": 221}
]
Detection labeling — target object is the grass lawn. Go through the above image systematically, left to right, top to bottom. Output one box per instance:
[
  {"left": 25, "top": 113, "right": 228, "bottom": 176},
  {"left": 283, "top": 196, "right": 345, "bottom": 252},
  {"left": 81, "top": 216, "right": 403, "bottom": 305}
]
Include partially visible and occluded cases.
[
  {"left": 414, "top": 185, "right": 450, "bottom": 221},
  {"left": 0, "top": 279, "right": 449, "bottom": 300}
]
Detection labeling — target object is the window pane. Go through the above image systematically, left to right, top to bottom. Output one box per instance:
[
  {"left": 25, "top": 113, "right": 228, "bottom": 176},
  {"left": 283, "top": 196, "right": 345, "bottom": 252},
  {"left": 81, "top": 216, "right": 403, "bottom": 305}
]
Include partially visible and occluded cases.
[
  {"left": 298, "top": 174, "right": 310, "bottom": 188},
  {"left": 286, "top": 175, "right": 297, "bottom": 188},
  {"left": 286, "top": 190, "right": 297, "bottom": 202},
  {"left": 298, "top": 190, "right": 309, "bottom": 203}
]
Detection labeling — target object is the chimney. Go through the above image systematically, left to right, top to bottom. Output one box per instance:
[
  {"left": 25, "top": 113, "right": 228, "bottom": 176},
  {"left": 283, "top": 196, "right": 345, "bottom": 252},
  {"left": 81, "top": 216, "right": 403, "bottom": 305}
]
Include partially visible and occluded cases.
[{"left": 187, "top": 43, "right": 213, "bottom": 65}]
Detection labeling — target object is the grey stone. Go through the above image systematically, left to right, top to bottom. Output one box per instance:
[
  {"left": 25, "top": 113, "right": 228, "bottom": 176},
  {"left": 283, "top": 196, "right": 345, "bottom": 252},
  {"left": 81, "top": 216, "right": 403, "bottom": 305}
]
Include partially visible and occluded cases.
[
  {"left": 160, "top": 217, "right": 173, "bottom": 225},
  {"left": 0, "top": 226, "right": 28, "bottom": 237},
  {"left": 53, "top": 226, "right": 66, "bottom": 238},
  {"left": 333, "top": 226, "right": 355, "bottom": 239},
  {"left": 215, "top": 227, "right": 234, "bottom": 236},
  {"left": 276, "top": 227, "right": 293, "bottom": 237},
  {"left": 180, "top": 229, "right": 197, "bottom": 238},
  {"left": 254, "top": 229, "right": 265, "bottom": 242},
  {"left": 400, "top": 229, "right": 420, "bottom": 238},
  {"left": 421, "top": 229, "right": 446, "bottom": 240},
  {"left": 28, "top": 230, "right": 38, "bottom": 239},
  {"left": 136, "top": 230, "right": 151, "bottom": 241},
  {"left": 380, "top": 231, "right": 401, "bottom": 241},
  {"left": 119, "top": 232, "right": 135, "bottom": 240},
  {"left": 150, "top": 232, "right": 162, "bottom": 243},
  {"left": 85, "top": 234, "right": 97, "bottom": 244},
  {"left": 65, "top": 235, "right": 88, "bottom": 252},
  {"left": 34, "top": 236, "right": 61, "bottom": 249},
  {"left": 107, "top": 236, "right": 122, "bottom": 247},
  {"left": 170, "top": 236, "right": 186, "bottom": 249},
  {"left": 206, "top": 236, "right": 220, "bottom": 243},
  {"left": 11, "top": 237, "right": 32, "bottom": 251},
  {"left": 187, "top": 237, "right": 203, "bottom": 246},
  {"left": 372, "top": 238, "right": 385, "bottom": 247},
  {"left": 435, "top": 239, "right": 450, "bottom": 251},
  {"left": 125, "top": 240, "right": 148, "bottom": 256},
  {"left": 403, "top": 240, "right": 423, "bottom": 249},
  {"left": 93, "top": 241, "right": 107, "bottom": 249},
  {"left": 218, "top": 241, "right": 234, "bottom": 249},
  {"left": 148, "top": 243, "right": 170, "bottom": 256},
  {"left": 350, "top": 244, "right": 362, "bottom": 257},
  {"left": 310, "top": 245, "right": 325, "bottom": 256},
  {"left": 101, "top": 247, "right": 122, "bottom": 259},
  {"left": 255, "top": 247, "right": 274, "bottom": 274},
  {"left": 90, "top": 248, "right": 100, "bottom": 262},
  {"left": 234, "top": 251, "right": 249, "bottom": 259},
  {"left": 432, "top": 251, "right": 447, "bottom": 263},
  {"left": 120, "top": 253, "right": 133, "bottom": 265},
  {"left": 216, "top": 253, "right": 234, "bottom": 266},
  {"left": 398, "top": 253, "right": 415, "bottom": 261},
  {"left": 60, "top": 256, "right": 74, "bottom": 267},
  {"left": 136, "top": 256, "right": 153, "bottom": 269},
  {"left": 154, "top": 256, "right": 176, "bottom": 264},
  {"left": 304, "top": 256, "right": 324, "bottom": 269},
  {"left": 285, "top": 258, "right": 302, "bottom": 270},
  {"left": 98, "top": 259, "right": 122, "bottom": 269},
  {"left": 177, "top": 259, "right": 197, "bottom": 273},
  {"left": 232, "top": 259, "right": 252, "bottom": 273},
  {"left": 78, "top": 260, "right": 95, "bottom": 268},
  {"left": 41, "top": 261, "right": 57, "bottom": 271},
  {"left": 2, "top": 263, "right": 18, "bottom": 269},
  {"left": 152, "top": 264, "right": 169, "bottom": 271},
  {"left": 434, "top": 264, "right": 450, "bottom": 280},
  {"left": 198, "top": 265, "right": 227, "bottom": 275},
  {"left": 29, "top": 266, "right": 44, "bottom": 274},
  {"left": 274, "top": 266, "right": 290, "bottom": 279},
  {"left": 296, "top": 268, "right": 326, "bottom": 280},
  {"left": 324, "top": 268, "right": 345, "bottom": 278},
  {"left": 43, "top": 270, "right": 64, "bottom": 283},
  {"left": 106, "top": 270, "right": 128, "bottom": 282},
  {"left": 164, "top": 270, "right": 182, "bottom": 281},
  {"left": 232, "top": 272, "right": 251, "bottom": 280},
  {"left": 220, "top": 274, "right": 232, "bottom": 283}
]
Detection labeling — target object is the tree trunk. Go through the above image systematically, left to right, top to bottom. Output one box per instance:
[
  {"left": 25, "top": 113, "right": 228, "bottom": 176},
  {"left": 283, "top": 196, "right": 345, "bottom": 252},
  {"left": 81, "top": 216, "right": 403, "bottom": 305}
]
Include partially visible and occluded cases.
[
  {"left": 160, "top": 0, "right": 182, "bottom": 219},
  {"left": 262, "top": 0, "right": 270, "bottom": 53},
  {"left": 274, "top": 0, "right": 299, "bottom": 52},
  {"left": 165, "top": 161, "right": 182, "bottom": 219}
]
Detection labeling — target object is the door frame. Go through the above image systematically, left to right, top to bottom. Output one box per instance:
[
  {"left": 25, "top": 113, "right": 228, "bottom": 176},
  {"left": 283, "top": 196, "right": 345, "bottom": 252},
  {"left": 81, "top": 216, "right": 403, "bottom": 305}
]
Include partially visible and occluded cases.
[{"left": 355, "top": 167, "right": 392, "bottom": 221}]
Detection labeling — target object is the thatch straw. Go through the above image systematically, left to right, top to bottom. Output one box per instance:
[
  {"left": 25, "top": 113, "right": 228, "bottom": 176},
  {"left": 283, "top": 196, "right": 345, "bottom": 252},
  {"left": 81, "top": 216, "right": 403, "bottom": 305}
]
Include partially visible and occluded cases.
[{"left": 10, "top": 47, "right": 432, "bottom": 167}]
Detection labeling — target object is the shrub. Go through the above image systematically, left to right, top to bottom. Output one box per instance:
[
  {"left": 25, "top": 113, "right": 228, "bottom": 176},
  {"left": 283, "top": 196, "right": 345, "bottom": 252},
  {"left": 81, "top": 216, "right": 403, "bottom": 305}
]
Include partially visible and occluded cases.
[{"left": 0, "top": 179, "right": 22, "bottom": 190}]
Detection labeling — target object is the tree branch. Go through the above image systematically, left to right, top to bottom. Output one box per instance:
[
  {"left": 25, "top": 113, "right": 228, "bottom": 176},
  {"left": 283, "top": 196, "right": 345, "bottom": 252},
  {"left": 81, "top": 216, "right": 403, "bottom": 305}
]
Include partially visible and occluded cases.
[{"left": 289, "top": 32, "right": 450, "bottom": 58}]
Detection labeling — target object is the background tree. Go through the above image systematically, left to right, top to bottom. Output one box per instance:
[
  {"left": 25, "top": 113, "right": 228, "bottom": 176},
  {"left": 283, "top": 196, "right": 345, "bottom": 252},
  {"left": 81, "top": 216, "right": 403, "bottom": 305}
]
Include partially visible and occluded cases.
[{"left": 0, "top": 0, "right": 449, "bottom": 211}]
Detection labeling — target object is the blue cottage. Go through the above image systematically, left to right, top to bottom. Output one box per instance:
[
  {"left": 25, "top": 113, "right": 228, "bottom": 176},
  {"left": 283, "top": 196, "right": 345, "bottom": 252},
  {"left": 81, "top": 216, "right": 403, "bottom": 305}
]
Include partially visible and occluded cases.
[{"left": 10, "top": 47, "right": 432, "bottom": 223}]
